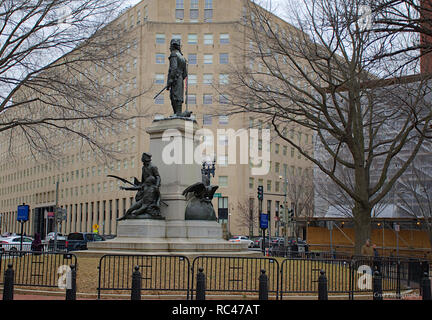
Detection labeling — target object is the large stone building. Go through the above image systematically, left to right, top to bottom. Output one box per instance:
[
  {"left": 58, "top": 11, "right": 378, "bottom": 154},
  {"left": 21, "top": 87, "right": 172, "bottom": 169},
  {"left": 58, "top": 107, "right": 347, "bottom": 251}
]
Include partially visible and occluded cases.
[{"left": 0, "top": 0, "right": 312, "bottom": 239}]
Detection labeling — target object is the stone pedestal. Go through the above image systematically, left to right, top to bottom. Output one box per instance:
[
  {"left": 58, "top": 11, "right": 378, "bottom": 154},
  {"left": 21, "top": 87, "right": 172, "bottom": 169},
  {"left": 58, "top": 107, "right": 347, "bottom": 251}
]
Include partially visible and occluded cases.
[
  {"left": 88, "top": 117, "right": 248, "bottom": 254},
  {"left": 146, "top": 117, "right": 201, "bottom": 221}
]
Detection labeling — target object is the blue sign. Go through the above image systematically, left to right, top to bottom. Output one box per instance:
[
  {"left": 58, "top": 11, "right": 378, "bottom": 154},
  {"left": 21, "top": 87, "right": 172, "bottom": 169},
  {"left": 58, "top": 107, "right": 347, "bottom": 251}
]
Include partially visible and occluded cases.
[
  {"left": 17, "top": 205, "right": 29, "bottom": 222},
  {"left": 259, "top": 213, "right": 269, "bottom": 229}
]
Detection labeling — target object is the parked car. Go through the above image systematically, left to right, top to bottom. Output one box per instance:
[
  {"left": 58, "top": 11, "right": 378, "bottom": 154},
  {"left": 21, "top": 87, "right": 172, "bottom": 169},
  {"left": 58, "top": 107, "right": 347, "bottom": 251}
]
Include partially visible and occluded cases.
[
  {"left": 46, "top": 232, "right": 66, "bottom": 241},
  {"left": 66, "top": 232, "right": 105, "bottom": 251},
  {"left": 0, "top": 236, "right": 34, "bottom": 253},
  {"left": 228, "top": 236, "right": 254, "bottom": 248},
  {"left": 254, "top": 237, "right": 272, "bottom": 249}
]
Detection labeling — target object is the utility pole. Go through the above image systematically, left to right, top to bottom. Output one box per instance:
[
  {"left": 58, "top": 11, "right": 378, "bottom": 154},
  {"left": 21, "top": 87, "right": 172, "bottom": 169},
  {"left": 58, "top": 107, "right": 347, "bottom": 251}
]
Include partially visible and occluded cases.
[{"left": 54, "top": 181, "right": 59, "bottom": 252}]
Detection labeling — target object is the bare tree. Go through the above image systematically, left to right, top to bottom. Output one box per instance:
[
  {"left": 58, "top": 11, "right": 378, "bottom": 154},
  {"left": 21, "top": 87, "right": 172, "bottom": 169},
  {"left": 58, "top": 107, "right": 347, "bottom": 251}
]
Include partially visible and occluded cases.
[
  {"left": 0, "top": 0, "right": 150, "bottom": 164},
  {"left": 225, "top": 0, "right": 432, "bottom": 253},
  {"left": 396, "top": 155, "right": 432, "bottom": 248},
  {"left": 234, "top": 197, "right": 258, "bottom": 237}
]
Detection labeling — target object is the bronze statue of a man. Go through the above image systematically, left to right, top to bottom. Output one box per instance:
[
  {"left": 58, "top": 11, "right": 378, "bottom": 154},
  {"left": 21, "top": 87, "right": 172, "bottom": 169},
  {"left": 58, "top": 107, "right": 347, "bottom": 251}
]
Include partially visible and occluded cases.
[
  {"left": 166, "top": 38, "right": 190, "bottom": 117},
  {"left": 116, "top": 152, "right": 163, "bottom": 220}
]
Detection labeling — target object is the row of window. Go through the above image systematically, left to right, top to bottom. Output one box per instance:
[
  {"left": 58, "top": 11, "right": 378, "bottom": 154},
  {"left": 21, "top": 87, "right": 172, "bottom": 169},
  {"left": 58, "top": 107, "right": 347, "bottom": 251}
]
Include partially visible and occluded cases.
[
  {"left": 176, "top": 0, "right": 213, "bottom": 22},
  {"left": 155, "top": 33, "right": 229, "bottom": 45},
  {"left": 155, "top": 53, "right": 229, "bottom": 65},
  {"left": 154, "top": 73, "right": 228, "bottom": 85},
  {"left": 155, "top": 93, "right": 228, "bottom": 105},
  {"left": 0, "top": 156, "right": 137, "bottom": 199},
  {"left": 249, "top": 171, "right": 310, "bottom": 192}
]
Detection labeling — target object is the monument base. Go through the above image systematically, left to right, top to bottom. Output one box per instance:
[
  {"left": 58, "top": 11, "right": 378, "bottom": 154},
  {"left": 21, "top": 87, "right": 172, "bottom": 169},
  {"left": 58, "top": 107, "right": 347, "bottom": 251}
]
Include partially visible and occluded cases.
[{"left": 87, "top": 220, "right": 249, "bottom": 253}]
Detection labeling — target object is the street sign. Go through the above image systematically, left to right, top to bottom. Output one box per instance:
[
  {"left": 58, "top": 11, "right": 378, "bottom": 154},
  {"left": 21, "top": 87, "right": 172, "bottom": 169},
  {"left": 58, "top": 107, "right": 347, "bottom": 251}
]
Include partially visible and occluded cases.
[
  {"left": 214, "top": 193, "right": 222, "bottom": 198},
  {"left": 17, "top": 205, "right": 30, "bottom": 222},
  {"left": 56, "top": 207, "right": 67, "bottom": 222},
  {"left": 259, "top": 213, "right": 269, "bottom": 229},
  {"left": 93, "top": 224, "right": 99, "bottom": 233},
  {"left": 394, "top": 224, "right": 400, "bottom": 232}
]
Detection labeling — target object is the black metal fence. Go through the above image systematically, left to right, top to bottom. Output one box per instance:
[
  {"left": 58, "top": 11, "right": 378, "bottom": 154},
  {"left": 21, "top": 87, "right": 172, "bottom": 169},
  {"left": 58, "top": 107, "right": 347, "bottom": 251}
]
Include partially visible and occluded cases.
[
  {"left": 0, "top": 250, "right": 77, "bottom": 289},
  {"left": 0, "top": 251, "right": 429, "bottom": 300},
  {"left": 96, "top": 254, "right": 430, "bottom": 300},
  {"left": 97, "top": 254, "right": 191, "bottom": 299},
  {"left": 190, "top": 256, "right": 280, "bottom": 299}
]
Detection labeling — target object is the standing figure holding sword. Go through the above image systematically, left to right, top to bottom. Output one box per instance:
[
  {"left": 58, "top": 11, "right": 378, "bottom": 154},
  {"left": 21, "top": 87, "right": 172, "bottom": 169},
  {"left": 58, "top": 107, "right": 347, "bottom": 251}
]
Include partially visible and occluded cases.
[{"left": 154, "top": 38, "right": 191, "bottom": 117}]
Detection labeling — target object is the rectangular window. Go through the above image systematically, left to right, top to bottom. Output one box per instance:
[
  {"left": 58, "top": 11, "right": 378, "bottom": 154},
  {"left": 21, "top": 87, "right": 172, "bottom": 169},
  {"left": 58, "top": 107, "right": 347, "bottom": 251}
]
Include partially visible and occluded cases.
[
  {"left": 176, "top": 0, "right": 184, "bottom": 20},
  {"left": 190, "top": 0, "right": 199, "bottom": 21},
  {"left": 190, "top": 0, "right": 199, "bottom": 9},
  {"left": 204, "top": 0, "right": 213, "bottom": 21},
  {"left": 156, "top": 33, "right": 165, "bottom": 44},
  {"left": 188, "top": 33, "right": 198, "bottom": 44},
  {"left": 220, "top": 33, "right": 230, "bottom": 44},
  {"left": 172, "top": 34, "right": 182, "bottom": 41},
  {"left": 204, "top": 34, "right": 213, "bottom": 45},
  {"left": 155, "top": 53, "right": 165, "bottom": 64},
  {"left": 188, "top": 53, "right": 197, "bottom": 64},
  {"left": 219, "top": 53, "right": 229, "bottom": 64},
  {"left": 204, "top": 54, "right": 213, "bottom": 64},
  {"left": 155, "top": 73, "right": 164, "bottom": 84},
  {"left": 188, "top": 74, "right": 197, "bottom": 85},
  {"left": 203, "top": 74, "right": 213, "bottom": 85},
  {"left": 219, "top": 74, "right": 229, "bottom": 85},
  {"left": 187, "top": 94, "right": 196, "bottom": 105},
  {"left": 203, "top": 94, "right": 212, "bottom": 105},
  {"left": 219, "top": 94, "right": 228, "bottom": 104},
  {"left": 155, "top": 95, "right": 164, "bottom": 104},
  {"left": 203, "top": 114, "right": 212, "bottom": 125},
  {"left": 219, "top": 115, "right": 229, "bottom": 125},
  {"left": 219, "top": 135, "right": 228, "bottom": 146},
  {"left": 218, "top": 155, "right": 228, "bottom": 166},
  {"left": 218, "top": 176, "right": 228, "bottom": 187},
  {"left": 249, "top": 178, "right": 254, "bottom": 189},
  {"left": 267, "top": 180, "right": 272, "bottom": 192}
]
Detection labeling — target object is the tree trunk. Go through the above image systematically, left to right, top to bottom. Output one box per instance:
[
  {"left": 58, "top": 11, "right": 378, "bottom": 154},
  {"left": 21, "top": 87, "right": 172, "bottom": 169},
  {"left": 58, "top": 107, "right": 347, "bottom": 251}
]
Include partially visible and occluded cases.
[{"left": 353, "top": 203, "right": 372, "bottom": 255}]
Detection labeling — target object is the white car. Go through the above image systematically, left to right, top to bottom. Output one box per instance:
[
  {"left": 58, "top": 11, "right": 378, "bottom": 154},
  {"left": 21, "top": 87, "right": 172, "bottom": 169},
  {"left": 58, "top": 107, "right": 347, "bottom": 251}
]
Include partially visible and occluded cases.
[
  {"left": 46, "top": 232, "right": 66, "bottom": 241},
  {"left": 0, "top": 236, "right": 34, "bottom": 253},
  {"left": 228, "top": 236, "right": 254, "bottom": 248}
]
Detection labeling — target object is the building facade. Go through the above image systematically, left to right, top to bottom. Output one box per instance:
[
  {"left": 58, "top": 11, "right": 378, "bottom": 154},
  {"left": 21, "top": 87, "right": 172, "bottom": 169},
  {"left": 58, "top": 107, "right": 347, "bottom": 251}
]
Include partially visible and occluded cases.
[{"left": 0, "top": 0, "right": 313, "bottom": 239}]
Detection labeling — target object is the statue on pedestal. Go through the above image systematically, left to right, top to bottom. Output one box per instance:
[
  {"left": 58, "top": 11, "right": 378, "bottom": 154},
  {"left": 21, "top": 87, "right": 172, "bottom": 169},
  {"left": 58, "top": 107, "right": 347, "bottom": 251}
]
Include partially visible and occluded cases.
[
  {"left": 154, "top": 38, "right": 192, "bottom": 118},
  {"left": 111, "top": 152, "right": 164, "bottom": 220}
]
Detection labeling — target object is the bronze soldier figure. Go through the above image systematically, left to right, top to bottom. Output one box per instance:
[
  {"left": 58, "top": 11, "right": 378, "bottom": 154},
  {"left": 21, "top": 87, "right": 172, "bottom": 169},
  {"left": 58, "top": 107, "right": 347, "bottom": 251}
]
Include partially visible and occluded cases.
[
  {"left": 166, "top": 38, "right": 191, "bottom": 117},
  {"left": 115, "top": 152, "right": 163, "bottom": 220}
]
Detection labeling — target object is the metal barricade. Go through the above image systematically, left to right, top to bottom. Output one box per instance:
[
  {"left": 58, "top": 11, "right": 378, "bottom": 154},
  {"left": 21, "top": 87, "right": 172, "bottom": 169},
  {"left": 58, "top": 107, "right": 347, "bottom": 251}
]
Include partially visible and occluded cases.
[
  {"left": 97, "top": 254, "right": 191, "bottom": 299},
  {"left": 190, "top": 256, "right": 280, "bottom": 299}
]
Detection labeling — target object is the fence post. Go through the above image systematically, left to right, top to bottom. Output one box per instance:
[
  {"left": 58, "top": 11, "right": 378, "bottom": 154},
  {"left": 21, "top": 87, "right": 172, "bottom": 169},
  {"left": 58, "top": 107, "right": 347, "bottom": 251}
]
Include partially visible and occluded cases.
[
  {"left": 349, "top": 260, "right": 355, "bottom": 300},
  {"left": 396, "top": 260, "right": 401, "bottom": 299},
  {"left": 3, "top": 264, "right": 14, "bottom": 301},
  {"left": 65, "top": 264, "right": 77, "bottom": 300},
  {"left": 131, "top": 265, "right": 142, "bottom": 300},
  {"left": 196, "top": 268, "right": 206, "bottom": 300},
  {"left": 373, "top": 268, "right": 383, "bottom": 301},
  {"left": 259, "top": 269, "right": 268, "bottom": 300},
  {"left": 318, "top": 270, "right": 328, "bottom": 300},
  {"left": 421, "top": 272, "right": 431, "bottom": 300}
]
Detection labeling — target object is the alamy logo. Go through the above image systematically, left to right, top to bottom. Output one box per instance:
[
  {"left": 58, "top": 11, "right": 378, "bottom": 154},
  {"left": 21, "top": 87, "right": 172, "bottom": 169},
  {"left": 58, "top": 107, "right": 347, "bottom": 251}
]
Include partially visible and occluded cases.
[
  {"left": 358, "top": 5, "right": 372, "bottom": 31},
  {"left": 161, "top": 122, "right": 271, "bottom": 175},
  {"left": 57, "top": 265, "right": 72, "bottom": 289},
  {"left": 357, "top": 265, "right": 372, "bottom": 290}
]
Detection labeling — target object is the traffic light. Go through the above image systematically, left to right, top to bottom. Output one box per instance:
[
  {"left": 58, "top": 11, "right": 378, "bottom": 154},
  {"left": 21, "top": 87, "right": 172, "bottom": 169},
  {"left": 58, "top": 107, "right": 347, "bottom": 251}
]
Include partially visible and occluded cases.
[
  {"left": 257, "top": 185, "right": 263, "bottom": 200},
  {"left": 279, "top": 204, "right": 285, "bottom": 224},
  {"left": 288, "top": 209, "right": 294, "bottom": 222}
]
